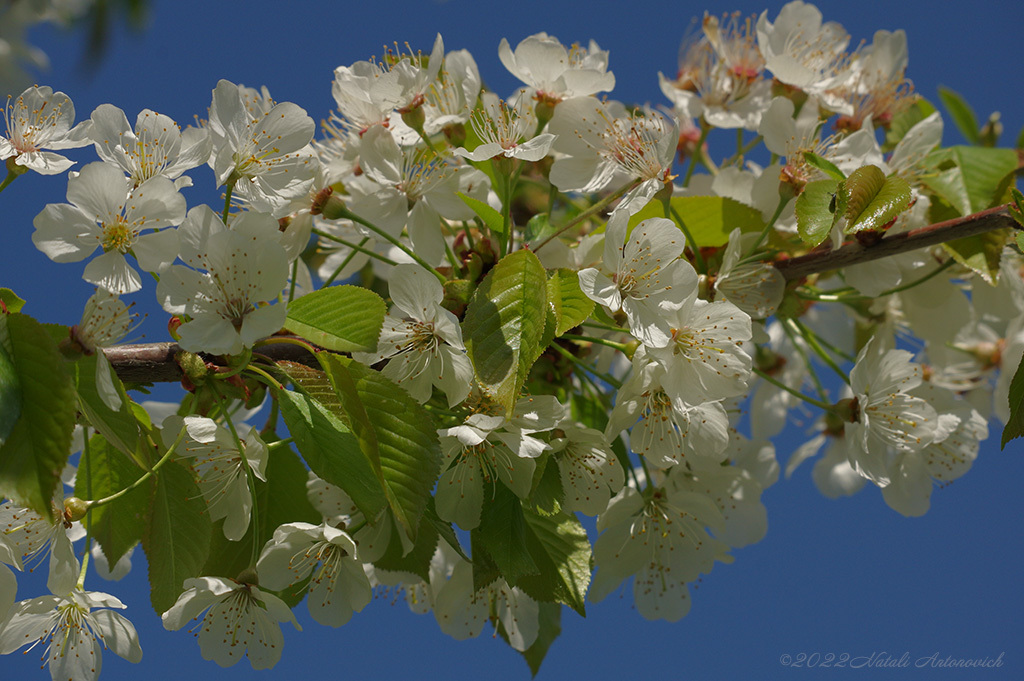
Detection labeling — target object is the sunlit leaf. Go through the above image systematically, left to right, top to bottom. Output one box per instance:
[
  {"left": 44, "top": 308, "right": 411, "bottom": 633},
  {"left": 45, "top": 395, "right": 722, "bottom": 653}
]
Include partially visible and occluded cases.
[{"left": 284, "top": 285, "right": 386, "bottom": 353}]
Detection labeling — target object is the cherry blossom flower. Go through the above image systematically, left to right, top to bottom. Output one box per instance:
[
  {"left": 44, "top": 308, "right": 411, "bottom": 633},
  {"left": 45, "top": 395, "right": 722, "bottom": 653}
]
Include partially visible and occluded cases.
[
  {"left": 498, "top": 33, "right": 615, "bottom": 102},
  {"left": 206, "top": 79, "right": 316, "bottom": 217},
  {"left": 0, "top": 85, "right": 90, "bottom": 174},
  {"left": 453, "top": 92, "right": 555, "bottom": 163},
  {"left": 548, "top": 98, "right": 677, "bottom": 214},
  {"left": 85, "top": 103, "right": 211, "bottom": 188},
  {"left": 32, "top": 161, "right": 185, "bottom": 294},
  {"left": 157, "top": 205, "right": 289, "bottom": 356},
  {"left": 578, "top": 211, "right": 697, "bottom": 348},
  {"left": 354, "top": 263, "right": 473, "bottom": 407},
  {"left": 68, "top": 288, "right": 137, "bottom": 409},
  {"left": 843, "top": 339, "right": 938, "bottom": 486},
  {"left": 162, "top": 415, "right": 268, "bottom": 541},
  {"left": 547, "top": 423, "right": 624, "bottom": 515},
  {"left": 591, "top": 483, "right": 729, "bottom": 622},
  {"left": 1, "top": 493, "right": 82, "bottom": 595},
  {"left": 257, "top": 521, "right": 372, "bottom": 627},
  {"left": 433, "top": 559, "right": 539, "bottom": 651},
  {"left": 161, "top": 576, "right": 299, "bottom": 670},
  {"left": 0, "top": 588, "right": 142, "bottom": 681}
]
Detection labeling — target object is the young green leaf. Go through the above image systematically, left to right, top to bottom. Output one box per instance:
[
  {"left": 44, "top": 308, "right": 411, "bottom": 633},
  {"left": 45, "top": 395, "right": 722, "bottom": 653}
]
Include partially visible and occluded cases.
[
  {"left": 937, "top": 86, "right": 981, "bottom": 145},
  {"left": 884, "top": 98, "right": 937, "bottom": 151},
  {"left": 924, "top": 146, "right": 1019, "bottom": 215},
  {"left": 803, "top": 151, "right": 846, "bottom": 180},
  {"left": 842, "top": 165, "right": 912, "bottom": 234},
  {"left": 794, "top": 179, "right": 842, "bottom": 247},
  {"left": 1008, "top": 187, "right": 1024, "bottom": 227},
  {"left": 457, "top": 190, "right": 505, "bottom": 235},
  {"left": 629, "top": 195, "right": 765, "bottom": 248},
  {"left": 942, "top": 228, "right": 1012, "bottom": 285},
  {"left": 463, "top": 248, "right": 549, "bottom": 415},
  {"left": 546, "top": 269, "right": 595, "bottom": 337},
  {"left": 284, "top": 285, "right": 386, "bottom": 353},
  {"left": 0, "top": 288, "right": 25, "bottom": 313},
  {"left": 0, "top": 313, "right": 75, "bottom": 520},
  {"left": 0, "top": 338, "right": 20, "bottom": 447},
  {"left": 72, "top": 352, "right": 141, "bottom": 458},
  {"left": 318, "top": 353, "right": 442, "bottom": 541},
  {"left": 1001, "top": 355, "right": 1024, "bottom": 449},
  {"left": 277, "top": 385, "right": 388, "bottom": 523},
  {"left": 75, "top": 434, "right": 151, "bottom": 567},
  {"left": 143, "top": 459, "right": 212, "bottom": 614},
  {"left": 475, "top": 484, "right": 540, "bottom": 587},
  {"left": 516, "top": 508, "right": 592, "bottom": 617},
  {"left": 513, "top": 602, "right": 562, "bottom": 677}
]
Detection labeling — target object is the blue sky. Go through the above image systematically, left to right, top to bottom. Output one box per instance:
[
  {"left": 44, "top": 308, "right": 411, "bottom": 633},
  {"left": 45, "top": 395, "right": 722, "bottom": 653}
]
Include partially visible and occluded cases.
[{"left": 3, "top": 0, "right": 1023, "bottom": 679}]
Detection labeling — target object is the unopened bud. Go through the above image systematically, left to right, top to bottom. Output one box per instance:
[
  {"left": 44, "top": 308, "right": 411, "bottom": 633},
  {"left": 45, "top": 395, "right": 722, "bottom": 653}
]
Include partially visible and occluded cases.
[{"left": 63, "top": 496, "right": 91, "bottom": 522}]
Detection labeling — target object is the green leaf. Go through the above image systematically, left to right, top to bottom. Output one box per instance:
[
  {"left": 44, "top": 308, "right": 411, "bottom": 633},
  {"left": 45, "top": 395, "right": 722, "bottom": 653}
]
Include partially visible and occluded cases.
[
  {"left": 938, "top": 86, "right": 981, "bottom": 145},
  {"left": 884, "top": 98, "right": 937, "bottom": 151},
  {"left": 1016, "top": 123, "right": 1024, "bottom": 151},
  {"left": 925, "top": 146, "right": 1019, "bottom": 214},
  {"left": 803, "top": 151, "right": 846, "bottom": 180},
  {"left": 842, "top": 166, "right": 912, "bottom": 234},
  {"left": 794, "top": 179, "right": 842, "bottom": 247},
  {"left": 1008, "top": 187, "right": 1024, "bottom": 227},
  {"left": 457, "top": 191, "right": 505, "bottom": 235},
  {"left": 630, "top": 195, "right": 765, "bottom": 248},
  {"left": 524, "top": 213, "right": 557, "bottom": 244},
  {"left": 942, "top": 228, "right": 1012, "bottom": 285},
  {"left": 1017, "top": 232, "right": 1024, "bottom": 253},
  {"left": 463, "top": 249, "right": 549, "bottom": 415},
  {"left": 546, "top": 269, "right": 595, "bottom": 337},
  {"left": 284, "top": 285, "right": 386, "bottom": 353},
  {"left": 0, "top": 289, "right": 25, "bottom": 313},
  {"left": 0, "top": 314, "right": 75, "bottom": 520},
  {"left": 0, "top": 337, "right": 21, "bottom": 447},
  {"left": 72, "top": 352, "right": 141, "bottom": 458},
  {"left": 319, "top": 354, "right": 442, "bottom": 541},
  {"left": 1001, "top": 355, "right": 1024, "bottom": 449},
  {"left": 277, "top": 384, "right": 388, "bottom": 523},
  {"left": 76, "top": 434, "right": 150, "bottom": 567},
  {"left": 203, "top": 444, "right": 320, "bottom": 580},
  {"left": 527, "top": 454, "right": 563, "bottom": 517},
  {"left": 143, "top": 459, "right": 211, "bottom": 614},
  {"left": 475, "top": 484, "right": 539, "bottom": 587},
  {"left": 422, "top": 497, "right": 470, "bottom": 563},
  {"left": 516, "top": 509, "right": 592, "bottom": 616},
  {"left": 372, "top": 514, "right": 439, "bottom": 582},
  {"left": 506, "top": 602, "right": 561, "bottom": 677}
]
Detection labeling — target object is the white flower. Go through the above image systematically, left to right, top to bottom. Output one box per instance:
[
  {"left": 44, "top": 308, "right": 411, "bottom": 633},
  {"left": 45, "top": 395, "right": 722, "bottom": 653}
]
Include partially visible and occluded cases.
[
  {"left": 756, "top": 1, "right": 853, "bottom": 106},
  {"left": 659, "top": 12, "right": 772, "bottom": 130},
  {"left": 498, "top": 33, "right": 615, "bottom": 101},
  {"left": 421, "top": 49, "right": 482, "bottom": 135},
  {"left": 206, "top": 80, "right": 316, "bottom": 217},
  {"left": 0, "top": 85, "right": 90, "bottom": 174},
  {"left": 453, "top": 92, "right": 555, "bottom": 162},
  {"left": 548, "top": 98, "right": 676, "bottom": 214},
  {"left": 85, "top": 103, "right": 211, "bottom": 188},
  {"left": 32, "top": 161, "right": 185, "bottom": 294},
  {"left": 157, "top": 205, "right": 289, "bottom": 356},
  {"left": 578, "top": 211, "right": 697, "bottom": 348},
  {"left": 714, "top": 227, "right": 786, "bottom": 319},
  {"left": 354, "top": 263, "right": 472, "bottom": 407},
  {"left": 70, "top": 288, "right": 137, "bottom": 410},
  {"left": 645, "top": 292, "right": 753, "bottom": 405},
  {"left": 843, "top": 338, "right": 938, "bottom": 486},
  {"left": 606, "top": 352, "right": 731, "bottom": 469},
  {"left": 881, "top": 385, "right": 988, "bottom": 517},
  {"left": 435, "top": 397, "right": 564, "bottom": 530},
  {"left": 162, "top": 415, "right": 268, "bottom": 541},
  {"left": 548, "top": 423, "right": 625, "bottom": 515},
  {"left": 305, "top": 473, "right": 392, "bottom": 562},
  {"left": 591, "top": 484, "right": 729, "bottom": 622},
  {"left": 1, "top": 495, "right": 81, "bottom": 595},
  {"left": 257, "top": 521, "right": 372, "bottom": 628},
  {"left": 433, "top": 559, "right": 539, "bottom": 651},
  {"left": 1, "top": 564, "right": 15, "bottom": 629},
  {"left": 161, "top": 576, "right": 299, "bottom": 670},
  {"left": 0, "top": 588, "right": 142, "bottom": 681}
]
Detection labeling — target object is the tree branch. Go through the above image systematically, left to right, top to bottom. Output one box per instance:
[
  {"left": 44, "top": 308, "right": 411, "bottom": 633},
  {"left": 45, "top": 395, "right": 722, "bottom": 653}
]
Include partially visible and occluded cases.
[
  {"left": 773, "top": 204, "right": 1018, "bottom": 282},
  {"left": 101, "top": 206, "right": 1020, "bottom": 382},
  {"left": 103, "top": 337, "right": 321, "bottom": 383}
]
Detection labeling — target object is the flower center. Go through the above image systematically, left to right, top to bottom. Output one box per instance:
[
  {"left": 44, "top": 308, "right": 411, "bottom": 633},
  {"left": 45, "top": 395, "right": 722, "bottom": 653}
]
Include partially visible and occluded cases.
[{"left": 101, "top": 220, "right": 136, "bottom": 252}]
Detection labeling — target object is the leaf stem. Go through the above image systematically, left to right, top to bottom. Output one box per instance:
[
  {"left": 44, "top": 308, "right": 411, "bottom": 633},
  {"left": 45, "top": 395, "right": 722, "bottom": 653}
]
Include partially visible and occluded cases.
[
  {"left": 534, "top": 179, "right": 642, "bottom": 252},
  {"left": 335, "top": 207, "right": 446, "bottom": 284},
  {"left": 753, "top": 367, "right": 836, "bottom": 412}
]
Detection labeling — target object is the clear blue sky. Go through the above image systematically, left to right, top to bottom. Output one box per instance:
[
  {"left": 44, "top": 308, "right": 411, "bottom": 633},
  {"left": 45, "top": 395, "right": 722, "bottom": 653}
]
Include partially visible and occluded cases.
[{"left": 3, "top": 1, "right": 1023, "bottom": 679}]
